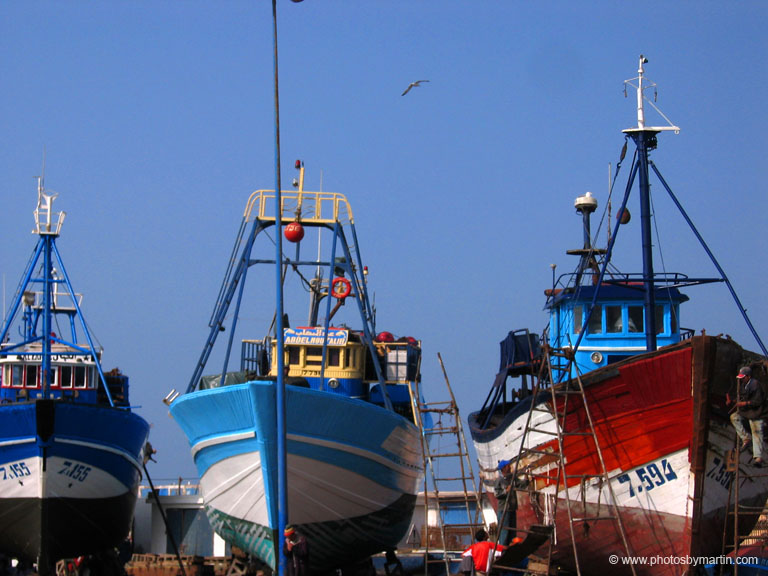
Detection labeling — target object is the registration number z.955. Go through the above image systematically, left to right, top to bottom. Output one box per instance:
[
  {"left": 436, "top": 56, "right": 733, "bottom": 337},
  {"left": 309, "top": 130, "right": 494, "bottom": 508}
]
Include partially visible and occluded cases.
[
  {"left": 58, "top": 461, "right": 91, "bottom": 482},
  {"left": 0, "top": 462, "right": 31, "bottom": 481}
]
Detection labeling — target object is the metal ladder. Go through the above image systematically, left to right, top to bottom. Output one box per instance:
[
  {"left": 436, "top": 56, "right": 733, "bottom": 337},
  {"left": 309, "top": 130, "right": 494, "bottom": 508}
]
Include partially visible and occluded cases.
[
  {"left": 495, "top": 345, "right": 635, "bottom": 576},
  {"left": 409, "top": 353, "right": 485, "bottom": 576}
]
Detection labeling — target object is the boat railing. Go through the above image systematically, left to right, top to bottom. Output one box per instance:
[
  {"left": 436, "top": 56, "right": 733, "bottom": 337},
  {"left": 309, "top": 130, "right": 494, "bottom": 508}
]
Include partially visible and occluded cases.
[
  {"left": 34, "top": 189, "right": 66, "bottom": 236},
  {"left": 244, "top": 189, "right": 354, "bottom": 227},
  {"left": 553, "top": 271, "right": 694, "bottom": 291},
  {"left": 23, "top": 286, "right": 83, "bottom": 313},
  {"left": 680, "top": 327, "right": 695, "bottom": 340},
  {"left": 476, "top": 329, "right": 542, "bottom": 430},
  {"left": 240, "top": 338, "right": 268, "bottom": 375},
  {"left": 376, "top": 340, "right": 421, "bottom": 384},
  {"left": 0, "top": 341, "right": 95, "bottom": 356},
  {"left": 139, "top": 480, "right": 200, "bottom": 498}
]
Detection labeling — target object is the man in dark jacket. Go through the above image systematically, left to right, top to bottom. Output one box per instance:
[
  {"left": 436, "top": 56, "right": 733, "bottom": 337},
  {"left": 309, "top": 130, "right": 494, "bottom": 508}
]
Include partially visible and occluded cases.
[
  {"left": 729, "top": 366, "right": 766, "bottom": 467},
  {"left": 283, "top": 525, "right": 309, "bottom": 576}
]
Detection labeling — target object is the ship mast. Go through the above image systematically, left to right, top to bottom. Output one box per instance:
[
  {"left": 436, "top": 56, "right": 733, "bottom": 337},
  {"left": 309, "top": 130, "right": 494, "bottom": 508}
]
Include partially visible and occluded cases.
[
  {"left": 622, "top": 55, "right": 680, "bottom": 352},
  {"left": 37, "top": 176, "right": 58, "bottom": 395}
]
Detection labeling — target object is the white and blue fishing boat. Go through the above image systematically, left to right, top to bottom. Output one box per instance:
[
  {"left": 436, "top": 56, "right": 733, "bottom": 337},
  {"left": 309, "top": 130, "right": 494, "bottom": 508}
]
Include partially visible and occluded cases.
[
  {"left": 167, "top": 162, "right": 425, "bottom": 573},
  {"left": 0, "top": 181, "right": 150, "bottom": 574}
]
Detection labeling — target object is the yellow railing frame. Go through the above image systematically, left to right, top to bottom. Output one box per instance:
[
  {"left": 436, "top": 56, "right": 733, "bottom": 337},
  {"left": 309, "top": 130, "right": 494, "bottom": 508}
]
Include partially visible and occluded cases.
[{"left": 243, "top": 189, "right": 354, "bottom": 226}]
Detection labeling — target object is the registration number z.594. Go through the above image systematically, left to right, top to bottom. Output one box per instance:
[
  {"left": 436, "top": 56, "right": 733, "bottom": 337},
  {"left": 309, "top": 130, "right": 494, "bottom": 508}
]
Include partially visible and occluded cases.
[{"left": 617, "top": 459, "right": 678, "bottom": 497}]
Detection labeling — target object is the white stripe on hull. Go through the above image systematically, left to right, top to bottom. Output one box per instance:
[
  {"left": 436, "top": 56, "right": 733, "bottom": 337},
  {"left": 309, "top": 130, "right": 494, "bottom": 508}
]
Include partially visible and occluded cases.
[
  {"left": 475, "top": 407, "right": 555, "bottom": 484},
  {"left": 477, "top": 415, "right": 762, "bottom": 524},
  {"left": 201, "top": 449, "right": 414, "bottom": 528},
  {"left": 553, "top": 450, "right": 691, "bottom": 517},
  {"left": 201, "top": 451, "right": 268, "bottom": 528}
]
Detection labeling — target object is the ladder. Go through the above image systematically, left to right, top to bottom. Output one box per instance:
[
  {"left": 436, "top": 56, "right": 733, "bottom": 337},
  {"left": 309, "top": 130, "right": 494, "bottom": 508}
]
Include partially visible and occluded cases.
[
  {"left": 494, "top": 344, "right": 635, "bottom": 576},
  {"left": 409, "top": 353, "right": 485, "bottom": 576},
  {"left": 721, "top": 436, "right": 768, "bottom": 575}
]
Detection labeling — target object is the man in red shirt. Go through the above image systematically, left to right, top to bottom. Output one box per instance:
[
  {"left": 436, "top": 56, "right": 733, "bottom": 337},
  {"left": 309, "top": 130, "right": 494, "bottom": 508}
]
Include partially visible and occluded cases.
[{"left": 461, "top": 529, "right": 508, "bottom": 576}]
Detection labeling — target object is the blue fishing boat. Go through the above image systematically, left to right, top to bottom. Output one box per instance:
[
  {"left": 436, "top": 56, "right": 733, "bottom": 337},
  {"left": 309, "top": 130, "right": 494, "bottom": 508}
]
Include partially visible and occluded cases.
[
  {"left": 167, "top": 162, "right": 425, "bottom": 573},
  {"left": 0, "top": 181, "right": 150, "bottom": 574}
]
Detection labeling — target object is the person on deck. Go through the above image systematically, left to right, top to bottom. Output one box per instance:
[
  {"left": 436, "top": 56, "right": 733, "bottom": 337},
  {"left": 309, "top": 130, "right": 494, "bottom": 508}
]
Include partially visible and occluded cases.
[
  {"left": 729, "top": 366, "right": 766, "bottom": 467},
  {"left": 283, "top": 525, "right": 309, "bottom": 576},
  {"left": 461, "top": 529, "right": 508, "bottom": 576}
]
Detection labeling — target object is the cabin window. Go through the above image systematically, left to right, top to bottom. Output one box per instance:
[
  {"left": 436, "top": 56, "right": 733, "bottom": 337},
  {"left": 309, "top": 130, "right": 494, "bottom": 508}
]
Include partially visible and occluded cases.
[
  {"left": 587, "top": 305, "right": 603, "bottom": 334},
  {"left": 655, "top": 305, "right": 665, "bottom": 335},
  {"left": 573, "top": 306, "right": 583, "bottom": 334},
  {"left": 606, "top": 306, "right": 623, "bottom": 333},
  {"left": 628, "top": 306, "right": 644, "bottom": 333},
  {"left": 670, "top": 306, "right": 678, "bottom": 333},
  {"left": 304, "top": 346, "right": 341, "bottom": 368},
  {"left": 288, "top": 347, "right": 300, "bottom": 366},
  {"left": 305, "top": 347, "right": 323, "bottom": 366},
  {"left": 345, "top": 348, "right": 358, "bottom": 369},
  {"left": 11, "top": 365, "right": 23, "bottom": 387},
  {"left": 25, "top": 365, "right": 39, "bottom": 388},
  {"left": 59, "top": 366, "right": 73, "bottom": 388},
  {"left": 74, "top": 366, "right": 88, "bottom": 389}
]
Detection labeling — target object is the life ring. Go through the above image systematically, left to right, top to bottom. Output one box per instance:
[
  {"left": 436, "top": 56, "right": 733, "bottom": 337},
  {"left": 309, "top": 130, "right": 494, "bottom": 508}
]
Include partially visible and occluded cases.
[{"left": 331, "top": 277, "right": 352, "bottom": 299}]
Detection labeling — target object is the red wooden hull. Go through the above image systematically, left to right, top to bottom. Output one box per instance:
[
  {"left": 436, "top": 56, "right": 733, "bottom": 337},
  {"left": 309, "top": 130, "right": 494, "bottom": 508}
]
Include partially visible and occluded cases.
[{"left": 471, "top": 336, "right": 768, "bottom": 576}]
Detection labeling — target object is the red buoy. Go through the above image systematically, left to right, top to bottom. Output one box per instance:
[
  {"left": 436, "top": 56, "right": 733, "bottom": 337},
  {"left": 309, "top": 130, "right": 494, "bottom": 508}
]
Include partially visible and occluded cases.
[
  {"left": 617, "top": 208, "right": 631, "bottom": 225},
  {"left": 284, "top": 221, "right": 305, "bottom": 242}
]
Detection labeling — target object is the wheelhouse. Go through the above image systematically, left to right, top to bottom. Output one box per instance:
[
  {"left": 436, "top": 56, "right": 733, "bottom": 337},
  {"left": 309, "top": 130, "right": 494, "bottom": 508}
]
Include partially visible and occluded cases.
[
  {"left": 547, "top": 282, "right": 690, "bottom": 375},
  {"left": 240, "top": 326, "right": 421, "bottom": 420},
  {"left": 0, "top": 346, "right": 98, "bottom": 403}
]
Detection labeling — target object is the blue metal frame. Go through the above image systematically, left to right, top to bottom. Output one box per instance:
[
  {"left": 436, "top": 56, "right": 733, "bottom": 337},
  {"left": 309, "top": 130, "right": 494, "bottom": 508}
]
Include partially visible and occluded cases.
[
  {"left": 570, "top": 129, "right": 767, "bottom": 361},
  {"left": 0, "top": 230, "right": 116, "bottom": 406}
]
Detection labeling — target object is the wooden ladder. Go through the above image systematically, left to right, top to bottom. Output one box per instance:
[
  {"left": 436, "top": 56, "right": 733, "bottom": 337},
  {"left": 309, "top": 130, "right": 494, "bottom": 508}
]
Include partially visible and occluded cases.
[{"left": 494, "top": 345, "right": 635, "bottom": 576}]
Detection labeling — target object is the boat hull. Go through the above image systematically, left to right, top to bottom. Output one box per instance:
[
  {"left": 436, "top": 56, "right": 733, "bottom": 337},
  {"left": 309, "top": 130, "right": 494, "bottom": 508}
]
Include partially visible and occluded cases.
[
  {"left": 469, "top": 335, "right": 768, "bottom": 576},
  {"left": 170, "top": 381, "right": 423, "bottom": 572},
  {"left": 0, "top": 400, "right": 149, "bottom": 566}
]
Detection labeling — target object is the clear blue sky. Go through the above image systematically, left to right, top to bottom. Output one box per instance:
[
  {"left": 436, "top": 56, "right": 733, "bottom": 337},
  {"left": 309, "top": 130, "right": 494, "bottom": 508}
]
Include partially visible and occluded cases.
[{"left": 2, "top": 1, "right": 767, "bottom": 481}]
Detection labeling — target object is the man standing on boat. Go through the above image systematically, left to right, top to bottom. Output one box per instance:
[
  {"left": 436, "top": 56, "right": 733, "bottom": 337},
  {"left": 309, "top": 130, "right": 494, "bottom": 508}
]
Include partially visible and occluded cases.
[{"left": 729, "top": 366, "right": 766, "bottom": 467}]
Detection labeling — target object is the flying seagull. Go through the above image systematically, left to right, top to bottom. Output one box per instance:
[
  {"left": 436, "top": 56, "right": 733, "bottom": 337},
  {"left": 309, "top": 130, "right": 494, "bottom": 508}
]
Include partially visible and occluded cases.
[{"left": 401, "top": 80, "right": 430, "bottom": 96}]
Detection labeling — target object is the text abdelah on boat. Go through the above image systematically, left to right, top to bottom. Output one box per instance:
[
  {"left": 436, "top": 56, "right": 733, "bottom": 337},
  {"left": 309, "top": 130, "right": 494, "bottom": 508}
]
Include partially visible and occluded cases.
[
  {"left": 467, "top": 57, "right": 768, "bottom": 576},
  {"left": 167, "top": 162, "right": 425, "bottom": 573},
  {"left": 0, "top": 182, "right": 150, "bottom": 574}
]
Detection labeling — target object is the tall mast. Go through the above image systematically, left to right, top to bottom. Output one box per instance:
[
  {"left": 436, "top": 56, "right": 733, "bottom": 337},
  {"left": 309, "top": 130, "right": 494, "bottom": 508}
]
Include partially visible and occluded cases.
[
  {"left": 622, "top": 55, "right": 680, "bottom": 351},
  {"left": 35, "top": 176, "right": 62, "bottom": 393}
]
